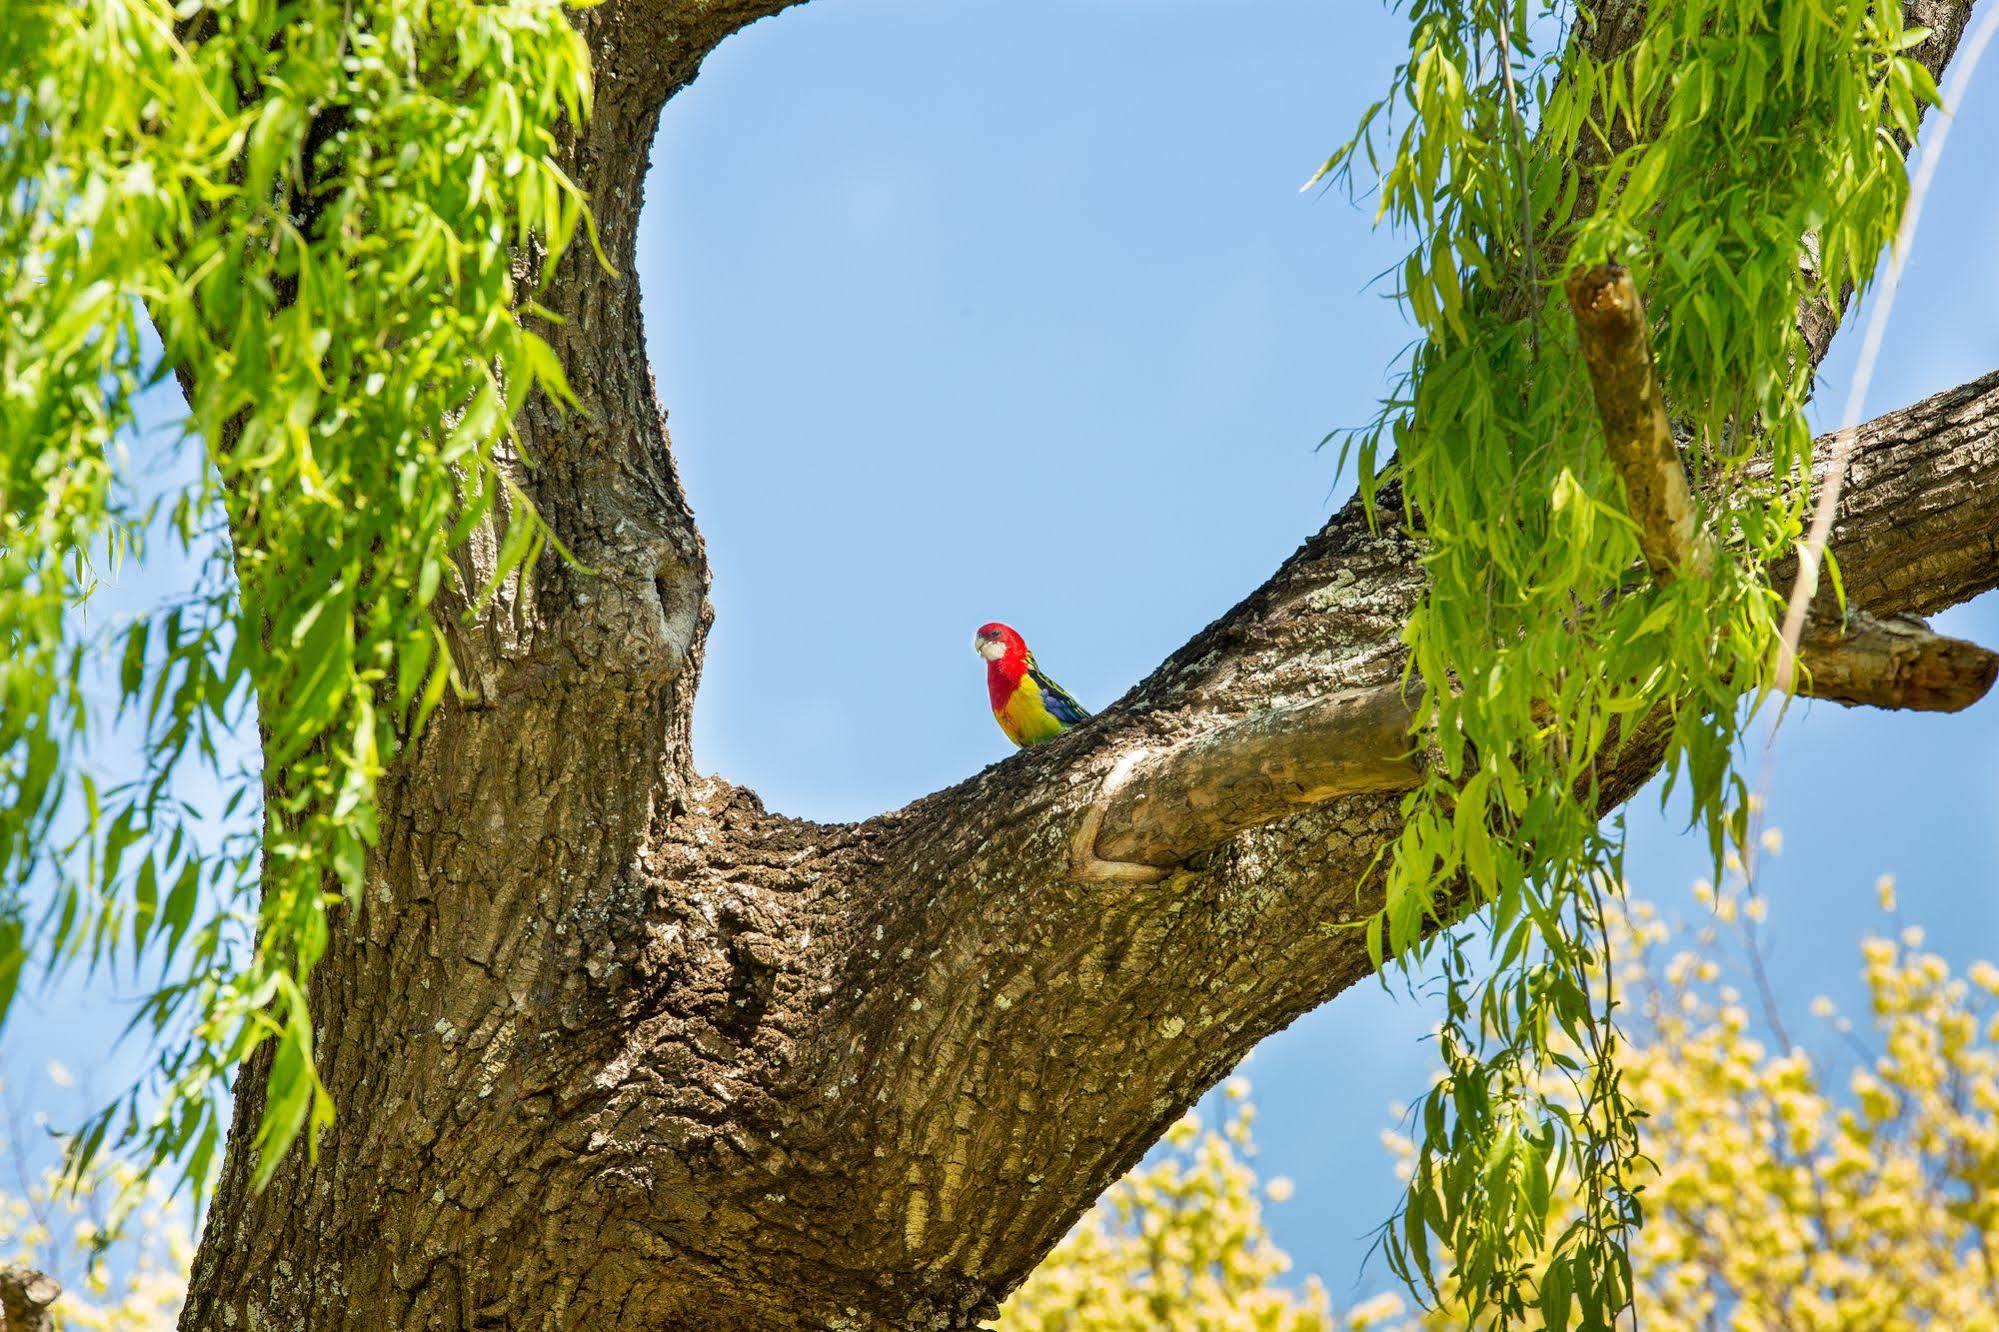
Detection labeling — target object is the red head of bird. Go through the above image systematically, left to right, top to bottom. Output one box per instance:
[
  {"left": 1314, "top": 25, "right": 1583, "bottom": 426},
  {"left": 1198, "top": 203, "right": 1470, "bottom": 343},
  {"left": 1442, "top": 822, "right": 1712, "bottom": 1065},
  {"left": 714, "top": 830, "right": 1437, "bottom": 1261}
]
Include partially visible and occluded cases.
[
  {"left": 974, "top": 622, "right": 1030, "bottom": 709},
  {"left": 974, "top": 622, "right": 1027, "bottom": 664}
]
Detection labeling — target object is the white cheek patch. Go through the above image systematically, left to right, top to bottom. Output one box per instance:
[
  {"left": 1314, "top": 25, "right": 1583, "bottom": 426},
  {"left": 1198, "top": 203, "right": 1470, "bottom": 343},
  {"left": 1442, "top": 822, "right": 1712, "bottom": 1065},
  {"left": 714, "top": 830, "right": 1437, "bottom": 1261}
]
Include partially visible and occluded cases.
[{"left": 978, "top": 638, "right": 1007, "bottom": 661}]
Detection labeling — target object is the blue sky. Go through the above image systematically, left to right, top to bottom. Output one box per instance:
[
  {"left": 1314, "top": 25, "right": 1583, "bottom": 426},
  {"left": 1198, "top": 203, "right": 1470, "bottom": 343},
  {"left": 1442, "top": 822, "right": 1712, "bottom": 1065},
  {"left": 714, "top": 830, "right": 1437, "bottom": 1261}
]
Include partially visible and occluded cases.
[{"left": 10, "top": 0, "right": 1999, "bottom": 1306}]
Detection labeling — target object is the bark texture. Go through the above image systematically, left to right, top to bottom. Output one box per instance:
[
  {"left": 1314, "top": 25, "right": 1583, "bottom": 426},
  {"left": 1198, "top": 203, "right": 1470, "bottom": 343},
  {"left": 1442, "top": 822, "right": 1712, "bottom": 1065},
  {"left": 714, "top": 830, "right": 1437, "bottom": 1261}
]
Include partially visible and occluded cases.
[
  {"left": 174, "top": 2, "right": 1998, "bottom": 1330},
  {"left": 1796, "top": 610, "right": 1999, "bottom": 712}
]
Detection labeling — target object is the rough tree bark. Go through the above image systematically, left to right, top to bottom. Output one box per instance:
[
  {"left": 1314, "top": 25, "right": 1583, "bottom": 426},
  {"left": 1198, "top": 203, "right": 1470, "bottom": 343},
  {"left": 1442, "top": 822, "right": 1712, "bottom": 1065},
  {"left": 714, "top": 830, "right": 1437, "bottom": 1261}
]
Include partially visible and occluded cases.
[{"left": 172, "top": 2, "right": 1997, "bottom": 1329}]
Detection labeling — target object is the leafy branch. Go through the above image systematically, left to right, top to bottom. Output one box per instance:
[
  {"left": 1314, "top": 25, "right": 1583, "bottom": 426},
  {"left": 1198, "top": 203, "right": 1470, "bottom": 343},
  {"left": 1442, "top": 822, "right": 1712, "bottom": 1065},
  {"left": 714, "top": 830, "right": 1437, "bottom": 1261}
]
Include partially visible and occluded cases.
[
  {"left": 2, "top": 0, "right": 593, "bottom": 1200},
  {"left": 1318, "top": 1, "right": 1946, "bottom": 1324}
]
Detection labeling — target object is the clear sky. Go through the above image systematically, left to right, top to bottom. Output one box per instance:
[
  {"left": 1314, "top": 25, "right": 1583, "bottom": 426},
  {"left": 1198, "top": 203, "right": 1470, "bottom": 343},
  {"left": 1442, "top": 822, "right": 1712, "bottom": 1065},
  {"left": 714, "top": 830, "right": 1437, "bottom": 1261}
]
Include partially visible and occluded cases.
[{"left": 10, "top": 0, "right": 1999, "bottom": 1308}]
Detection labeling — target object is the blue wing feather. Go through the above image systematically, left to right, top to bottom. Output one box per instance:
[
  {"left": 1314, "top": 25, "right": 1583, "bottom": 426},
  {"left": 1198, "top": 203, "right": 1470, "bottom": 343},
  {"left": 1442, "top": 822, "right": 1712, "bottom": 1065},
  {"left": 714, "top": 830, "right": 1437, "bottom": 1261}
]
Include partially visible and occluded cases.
[{"left": 1028, "top": 666, "right": 1091, "bottom": 727}]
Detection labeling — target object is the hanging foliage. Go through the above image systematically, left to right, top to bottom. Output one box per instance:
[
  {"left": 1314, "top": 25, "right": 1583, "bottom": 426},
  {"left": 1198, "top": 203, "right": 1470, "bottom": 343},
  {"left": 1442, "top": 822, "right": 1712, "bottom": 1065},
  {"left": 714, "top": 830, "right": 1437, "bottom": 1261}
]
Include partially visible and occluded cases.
[
  {"left": 0, "top": 0, "right": 591, "bottom": 1195},
  {"left": 1318, "top": 0, "right": 1935, "bottom": 1324}
]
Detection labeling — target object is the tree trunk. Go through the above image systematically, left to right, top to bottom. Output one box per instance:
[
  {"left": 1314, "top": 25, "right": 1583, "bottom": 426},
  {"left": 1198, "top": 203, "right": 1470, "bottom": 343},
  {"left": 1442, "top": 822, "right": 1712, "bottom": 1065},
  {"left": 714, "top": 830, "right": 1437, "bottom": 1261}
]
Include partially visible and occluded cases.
[{"left": 176, "top": 2, "right": 1996, "bottom": 1328}]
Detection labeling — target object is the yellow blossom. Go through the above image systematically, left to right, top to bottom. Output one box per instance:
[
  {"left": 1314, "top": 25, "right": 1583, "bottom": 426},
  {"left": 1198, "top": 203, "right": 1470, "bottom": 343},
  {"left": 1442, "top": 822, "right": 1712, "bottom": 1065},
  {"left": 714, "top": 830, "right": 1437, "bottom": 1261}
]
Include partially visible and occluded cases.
[{"left": 1345, "top": 1292, "right": 1408, "bottom": 1328}]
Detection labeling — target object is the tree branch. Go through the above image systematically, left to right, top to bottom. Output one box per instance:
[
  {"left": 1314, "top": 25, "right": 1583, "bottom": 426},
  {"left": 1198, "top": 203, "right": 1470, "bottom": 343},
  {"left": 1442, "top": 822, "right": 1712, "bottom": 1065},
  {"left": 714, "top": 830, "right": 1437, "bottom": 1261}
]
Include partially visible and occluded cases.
[
  {"left": 585, "top": 0, "right": 814, "bottom": 110},
  {"left": 1562, "top": 259, "right": 1999, "bottom": 717},
  {"left": 1567, "top": 261, "right": 1709, "bottom": 580},
  {"left": 1084, "top": 358, "right": 1999, "bottom": 871},
  {"left": 786, "top": 362, "right": 1999, "bottom": 1318},
  {"left": 1795, "top": 365, "right": 1999, "bottom": 618},
  {"left": 1798, "top": 608, "right": 1999, "bottom": 711},
  {"left": 1084, "top": 612, "right": 1999, "bottom": 875},
  {"left": 1089, "top": 687, "right": 1423, "bottom": 869},
  {"left": 0, "top": 1266, "right": 58, "bottom": 1332}
]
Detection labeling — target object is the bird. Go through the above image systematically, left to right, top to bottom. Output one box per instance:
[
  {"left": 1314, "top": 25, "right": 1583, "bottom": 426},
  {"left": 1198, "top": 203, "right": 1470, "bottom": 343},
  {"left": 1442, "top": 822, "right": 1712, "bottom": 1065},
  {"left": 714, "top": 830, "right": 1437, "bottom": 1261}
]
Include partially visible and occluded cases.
[{"left": 973, "top": 622, "right": 1091, "bottom": 747}]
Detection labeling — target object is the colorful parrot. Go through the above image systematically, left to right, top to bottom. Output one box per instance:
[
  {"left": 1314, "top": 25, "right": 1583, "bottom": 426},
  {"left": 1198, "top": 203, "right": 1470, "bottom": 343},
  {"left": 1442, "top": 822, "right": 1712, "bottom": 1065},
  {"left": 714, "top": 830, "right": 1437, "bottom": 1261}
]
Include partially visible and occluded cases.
[{"left": 974, "top": 622, "right": 1091, "bottom": 747}]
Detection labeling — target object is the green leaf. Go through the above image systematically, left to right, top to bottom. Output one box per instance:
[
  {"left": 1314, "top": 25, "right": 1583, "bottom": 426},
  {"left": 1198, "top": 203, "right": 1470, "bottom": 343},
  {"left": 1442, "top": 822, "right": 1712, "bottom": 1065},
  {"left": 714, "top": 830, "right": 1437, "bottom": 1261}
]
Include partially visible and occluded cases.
[
  {"left": 521, "top": 331, "right": 579, "bottom": 410},
  {"left": 121, "top": 619, "right": 150, "bottom": 705},
  {"left": 133, "top": 853, "right": 159, "bottom": 955},
  {"left": 162, "top": 858, "right": 201, "bottom": 966},
  {"left": 0, "top": 917, "right": 25, "bottom": 1031},
  {"left": 1541, "top": 1253, "right": 1572, "bottom": 1332}
]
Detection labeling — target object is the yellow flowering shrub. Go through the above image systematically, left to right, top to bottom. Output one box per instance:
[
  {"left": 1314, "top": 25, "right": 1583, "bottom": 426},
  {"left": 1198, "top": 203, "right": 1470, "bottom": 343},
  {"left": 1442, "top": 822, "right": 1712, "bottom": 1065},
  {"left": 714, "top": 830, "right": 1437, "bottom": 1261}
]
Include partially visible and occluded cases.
[
  {"left": 1009, "top": 859, "right": 1999, "bottom": 1330},
  {"left": 1586, "top": 876, "right": 1999, "bottom": 1332},
  {"left": 0, "top": 1069, "right": 188, "bottom": 1331}
]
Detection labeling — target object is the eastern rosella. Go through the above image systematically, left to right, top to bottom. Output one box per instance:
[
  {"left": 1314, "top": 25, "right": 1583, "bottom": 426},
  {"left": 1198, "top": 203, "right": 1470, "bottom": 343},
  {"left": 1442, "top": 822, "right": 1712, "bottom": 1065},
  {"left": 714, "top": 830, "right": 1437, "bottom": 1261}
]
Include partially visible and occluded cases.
[{"left": 974, "top": 622, "right": 1090, "bottom": 747}]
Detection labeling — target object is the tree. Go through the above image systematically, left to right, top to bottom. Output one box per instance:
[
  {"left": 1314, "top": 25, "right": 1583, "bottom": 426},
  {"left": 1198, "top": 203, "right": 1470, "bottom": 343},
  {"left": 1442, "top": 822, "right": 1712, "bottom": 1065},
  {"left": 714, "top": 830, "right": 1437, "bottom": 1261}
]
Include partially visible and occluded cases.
[{"left": 7, "top": 0, "right": 1999, "bottom": 1327}]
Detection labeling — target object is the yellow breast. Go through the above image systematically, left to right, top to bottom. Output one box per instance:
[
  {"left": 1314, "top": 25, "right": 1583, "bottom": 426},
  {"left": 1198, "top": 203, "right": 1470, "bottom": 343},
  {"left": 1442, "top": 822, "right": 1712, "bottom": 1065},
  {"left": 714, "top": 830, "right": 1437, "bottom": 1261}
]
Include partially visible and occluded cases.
[{"left": 996, "top": 681, "right": 1068, "bottom": 747}]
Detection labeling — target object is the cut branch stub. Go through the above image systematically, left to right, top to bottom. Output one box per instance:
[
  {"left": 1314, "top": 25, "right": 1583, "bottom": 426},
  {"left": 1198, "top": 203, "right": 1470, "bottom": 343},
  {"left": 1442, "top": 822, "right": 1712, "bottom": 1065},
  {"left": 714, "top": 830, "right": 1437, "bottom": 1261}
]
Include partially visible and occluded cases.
[
  {"left": 1566, "top": 261, "right": 1711, "bottom": 580},
  {"left": 1797, "top": 608, "right": 1999, "bottom": 712},
  {"left": 1089, "top": 686, "right": 1423, "bottom": 868},
  {"left": 0, "top": 1266, "right": 59, "bottom": 1332}
]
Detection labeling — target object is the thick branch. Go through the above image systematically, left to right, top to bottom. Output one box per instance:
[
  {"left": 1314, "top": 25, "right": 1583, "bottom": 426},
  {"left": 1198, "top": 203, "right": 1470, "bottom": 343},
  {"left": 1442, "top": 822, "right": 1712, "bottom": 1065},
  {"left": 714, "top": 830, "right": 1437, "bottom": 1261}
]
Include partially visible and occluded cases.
[
  {"left": 584, "top": 0, "right": 812, "bottom": 110},
  {"left": 1567, "top": 261, "right": 1708, "bottom": 579},
  {"left": 1079, "top": 273, "right": 1997, "bottom": 886},
  {"left": 794, "top": 363, "right": 1999, "bottom": 1322},
  {"left": 1088, "top": 365, "right": 1999, "bottom": 869},
  {"left": 1797, "top": 365, "right": 1999, "bottom": 617},
  {"left": 1083, "top": 551, "right": 1999, "bottom": 873},
  {"left": 1798, "top": 608, "right": 1998, "bottom": 711},
  {"left": 1090, "top": 687, "right": 1422, "bottom": 868}
]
